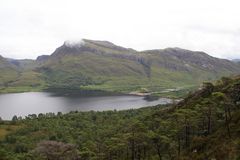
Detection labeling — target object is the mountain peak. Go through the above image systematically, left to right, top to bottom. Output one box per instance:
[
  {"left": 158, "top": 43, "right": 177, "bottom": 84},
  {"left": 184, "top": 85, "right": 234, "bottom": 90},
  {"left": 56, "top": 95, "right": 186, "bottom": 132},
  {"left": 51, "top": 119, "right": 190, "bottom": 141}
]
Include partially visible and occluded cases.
[
  {"left": 51, "top": 39, "right": 136, "bottom": 57},
  {"left": 62, "top": 39, "right": 119, "bottom": 50},
  {"left": 82, "top": 39, "right": 136, "bottom": 52},
  {"left": 83, "top": 39, "right": 117, "bottom": 47}
]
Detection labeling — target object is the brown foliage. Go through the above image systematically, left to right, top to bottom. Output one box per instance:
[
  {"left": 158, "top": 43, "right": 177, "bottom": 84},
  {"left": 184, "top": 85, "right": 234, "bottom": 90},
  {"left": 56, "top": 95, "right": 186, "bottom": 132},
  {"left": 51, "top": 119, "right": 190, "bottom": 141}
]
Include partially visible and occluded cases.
[{"left": 33, "top": 140, "right": 80, "bottom": 160}]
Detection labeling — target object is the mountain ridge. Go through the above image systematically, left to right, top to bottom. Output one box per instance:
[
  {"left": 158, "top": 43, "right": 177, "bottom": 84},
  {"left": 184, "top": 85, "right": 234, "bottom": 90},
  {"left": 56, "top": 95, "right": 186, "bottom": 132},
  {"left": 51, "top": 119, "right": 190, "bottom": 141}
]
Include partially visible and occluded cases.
[{"left": 0, "top": 39, "right": 240, "bottom": 95}]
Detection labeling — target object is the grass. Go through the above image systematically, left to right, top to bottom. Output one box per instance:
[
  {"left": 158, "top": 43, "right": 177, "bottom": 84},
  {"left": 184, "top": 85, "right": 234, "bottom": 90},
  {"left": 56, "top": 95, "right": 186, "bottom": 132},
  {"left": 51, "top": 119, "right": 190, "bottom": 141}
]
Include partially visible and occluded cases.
[
  {"left": 152, "top": 85, "right": 199, "bottom": 99},
  {"left": 0, "top": 86, "right": 44, "bottom": 93},
  {"left": 0, "top": 124, "right": 23, "bottom": 140}
]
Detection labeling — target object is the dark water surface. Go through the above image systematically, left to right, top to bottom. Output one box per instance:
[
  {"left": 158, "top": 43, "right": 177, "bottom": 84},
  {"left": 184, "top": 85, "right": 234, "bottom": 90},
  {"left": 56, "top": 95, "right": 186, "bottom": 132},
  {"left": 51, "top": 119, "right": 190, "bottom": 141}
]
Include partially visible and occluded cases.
[{"left": 0, "top": 92, "right": 172, "bottom": 120}]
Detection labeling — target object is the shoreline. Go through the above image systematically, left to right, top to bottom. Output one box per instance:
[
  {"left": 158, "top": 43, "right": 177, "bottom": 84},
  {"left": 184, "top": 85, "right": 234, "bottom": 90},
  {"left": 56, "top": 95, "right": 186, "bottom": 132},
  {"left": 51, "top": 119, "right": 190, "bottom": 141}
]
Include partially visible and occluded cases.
[{"left": 0, "top": 87, "right": 186, "bottom": 100}]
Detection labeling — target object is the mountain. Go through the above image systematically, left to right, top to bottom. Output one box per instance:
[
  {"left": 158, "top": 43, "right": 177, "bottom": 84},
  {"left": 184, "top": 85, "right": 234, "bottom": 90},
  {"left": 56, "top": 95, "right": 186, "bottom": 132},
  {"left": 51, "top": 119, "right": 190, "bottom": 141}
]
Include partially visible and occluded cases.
[
  {"left": 0, "top": 39, "right": 240, "bottom": 94},
  {"left": 35, "top": 39, "right": 240, "bottom": 94},
  {"left": 36, "top": 55, "right": 50, "bottom": 63},
  {"left": 0, "top": 56, "right": 45, "bottom": 92},
  {"left": 0, "top": 56, "right": 19, "bottom": 87},
  {"left": 7, "top": 58, "right": 38, "bottom": 71},
  {"left": 232, "top": 59, "right": 240, "bottom": 63}
]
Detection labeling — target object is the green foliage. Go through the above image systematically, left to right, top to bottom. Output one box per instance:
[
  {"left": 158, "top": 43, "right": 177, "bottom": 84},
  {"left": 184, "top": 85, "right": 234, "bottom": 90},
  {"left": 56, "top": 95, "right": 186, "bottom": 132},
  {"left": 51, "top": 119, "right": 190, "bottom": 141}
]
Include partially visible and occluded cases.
[{"left": 0, "top": 74, "right": 240, "bottom": 159}]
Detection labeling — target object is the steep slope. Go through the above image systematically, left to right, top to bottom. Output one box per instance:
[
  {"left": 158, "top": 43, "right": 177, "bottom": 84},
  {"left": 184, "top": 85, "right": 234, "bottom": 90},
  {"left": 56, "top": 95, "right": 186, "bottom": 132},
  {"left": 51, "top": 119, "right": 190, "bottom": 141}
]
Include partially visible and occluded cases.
[
  {"left": 1, "top": 39, "right": 240, "bottom": 94},
  {"left": 36, "top": 39, "right": 240, "bottom": 94},
  {"left": 37, "top": 39, "right": 150, "bottom": 92},
  {"left": 143, "top": 48, "right": 240, "bottom": 82},
  {"left": 145, "top": 48, "right": 239, "bottom": 73},
  {"left": 0, "top": 55, "right": 19, "bottom": 87},
  {"left": 36, "top": 55, "right": 50, "bottom": 64},
  {"left": 0, "top": 57, "right": 45, "bottom": 92},
  {"left": 7, "top": 59, "right": 37, "bottom": 71},
  {"left": 232, "top": 59, "right": 240, "bottom": 62},
  {"left": 232, "top": 59, "right": 240, "bottom": 65},
  {"left": 153, "top": 75, "right": 240, "bottom": 159}
]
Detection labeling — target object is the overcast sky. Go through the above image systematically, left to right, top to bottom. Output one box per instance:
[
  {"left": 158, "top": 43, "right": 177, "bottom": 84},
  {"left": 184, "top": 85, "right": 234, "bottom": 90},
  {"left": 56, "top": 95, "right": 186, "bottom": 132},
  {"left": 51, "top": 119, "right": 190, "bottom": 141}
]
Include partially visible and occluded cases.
[{"left": 0, "top": 0, "right": 240, "bottom": 59}]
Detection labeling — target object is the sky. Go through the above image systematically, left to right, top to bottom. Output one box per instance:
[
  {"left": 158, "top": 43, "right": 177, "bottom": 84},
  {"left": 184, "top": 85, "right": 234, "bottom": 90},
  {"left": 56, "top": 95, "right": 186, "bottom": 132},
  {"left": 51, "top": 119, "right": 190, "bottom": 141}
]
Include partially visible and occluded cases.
[{"left": 0, "top": 0, "right": 240, "bottom": 60}]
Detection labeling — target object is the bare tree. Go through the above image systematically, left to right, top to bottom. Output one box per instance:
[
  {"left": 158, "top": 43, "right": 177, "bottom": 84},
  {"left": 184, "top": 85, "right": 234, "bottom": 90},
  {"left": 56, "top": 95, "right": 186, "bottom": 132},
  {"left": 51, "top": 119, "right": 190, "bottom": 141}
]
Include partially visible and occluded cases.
[{"left": 33, "top": 141, "right": 80, "bottom": 160}]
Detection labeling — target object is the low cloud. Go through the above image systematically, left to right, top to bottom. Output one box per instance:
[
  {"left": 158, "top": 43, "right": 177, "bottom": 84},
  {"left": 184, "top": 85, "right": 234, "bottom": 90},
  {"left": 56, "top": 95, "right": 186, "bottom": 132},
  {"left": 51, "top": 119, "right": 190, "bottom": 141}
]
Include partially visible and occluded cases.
[{"left": 64, "top": 39, "right": 85, "bottom": 48}]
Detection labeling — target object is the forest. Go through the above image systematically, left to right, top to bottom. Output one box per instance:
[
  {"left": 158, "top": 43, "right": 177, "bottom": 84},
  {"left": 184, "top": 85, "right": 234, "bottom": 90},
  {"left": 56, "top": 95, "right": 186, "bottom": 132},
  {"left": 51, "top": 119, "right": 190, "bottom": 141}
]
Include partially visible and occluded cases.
[{"left": 0, "top": 75, "right": 240, "bottom": 160}]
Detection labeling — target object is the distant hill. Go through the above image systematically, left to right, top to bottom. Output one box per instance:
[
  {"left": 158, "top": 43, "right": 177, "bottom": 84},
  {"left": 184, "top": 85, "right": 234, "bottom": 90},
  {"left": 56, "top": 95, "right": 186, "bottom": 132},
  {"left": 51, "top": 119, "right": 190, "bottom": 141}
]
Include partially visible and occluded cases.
[
  {"left": 0, "top": 39, "right": 240, "bottom": 94},
  {"left": 0, "top": 56, "right": 19, "bottom": 87},
  {"left": 0, "top": 57, "right": 44, "bottom": 92},
  {"left": 7, "top": 58, "right": 37, "bottom": 71},
  {"left": 232, "top": 59, "right": 240, "bottom": 63}
]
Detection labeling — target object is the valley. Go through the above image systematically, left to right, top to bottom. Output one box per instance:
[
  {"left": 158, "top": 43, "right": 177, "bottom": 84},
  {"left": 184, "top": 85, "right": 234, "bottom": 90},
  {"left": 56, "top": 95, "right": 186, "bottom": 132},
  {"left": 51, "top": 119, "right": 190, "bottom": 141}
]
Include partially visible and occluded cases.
[{"left": 0, "top": 39, "right": 239, "bottom": 98}]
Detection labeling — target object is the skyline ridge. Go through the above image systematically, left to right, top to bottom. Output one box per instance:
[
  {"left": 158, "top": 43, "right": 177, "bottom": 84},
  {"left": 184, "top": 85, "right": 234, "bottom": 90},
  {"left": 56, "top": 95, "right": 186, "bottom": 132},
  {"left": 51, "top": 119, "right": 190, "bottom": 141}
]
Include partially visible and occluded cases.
[{"left": 1, "top": 38, "right": 238, "bottom": 61}]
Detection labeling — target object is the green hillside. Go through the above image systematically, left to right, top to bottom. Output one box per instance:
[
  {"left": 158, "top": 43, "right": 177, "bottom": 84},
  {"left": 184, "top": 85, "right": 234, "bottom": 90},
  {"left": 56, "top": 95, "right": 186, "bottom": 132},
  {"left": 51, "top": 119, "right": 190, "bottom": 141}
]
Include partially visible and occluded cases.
[
  {"left": 0, "top": 39, "right": 240, "bottom": 96},
  {"left": 35, "top": 39, "right": 240, "bottom": 95},
  {"left": 0, "top": 56, "right": 19, "bottom": 89},
  {"left": 0, "top": 58, "right": 45, "bottom": 93},
  {"left": 0, "top": 75, "right": 239, "bottom": 159}
]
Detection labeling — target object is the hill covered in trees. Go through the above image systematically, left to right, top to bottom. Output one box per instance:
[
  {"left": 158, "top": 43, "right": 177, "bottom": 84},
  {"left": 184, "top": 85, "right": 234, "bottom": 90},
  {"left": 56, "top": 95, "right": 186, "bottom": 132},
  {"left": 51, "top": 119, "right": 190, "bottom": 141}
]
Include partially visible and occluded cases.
[
  {"left": 0, "top": 39, "right": 240, "bottom": 96},
  {"left": 0, "top": 75, "right": 239, "bottom": 159}
]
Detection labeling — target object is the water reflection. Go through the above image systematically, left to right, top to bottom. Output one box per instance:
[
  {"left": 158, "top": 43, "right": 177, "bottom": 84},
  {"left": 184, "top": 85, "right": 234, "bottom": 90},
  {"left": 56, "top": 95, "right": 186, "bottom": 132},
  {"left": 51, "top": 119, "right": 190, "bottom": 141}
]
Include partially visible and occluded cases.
[{"left": 0, "top": 92, "right": 172, "bottom": 120}]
